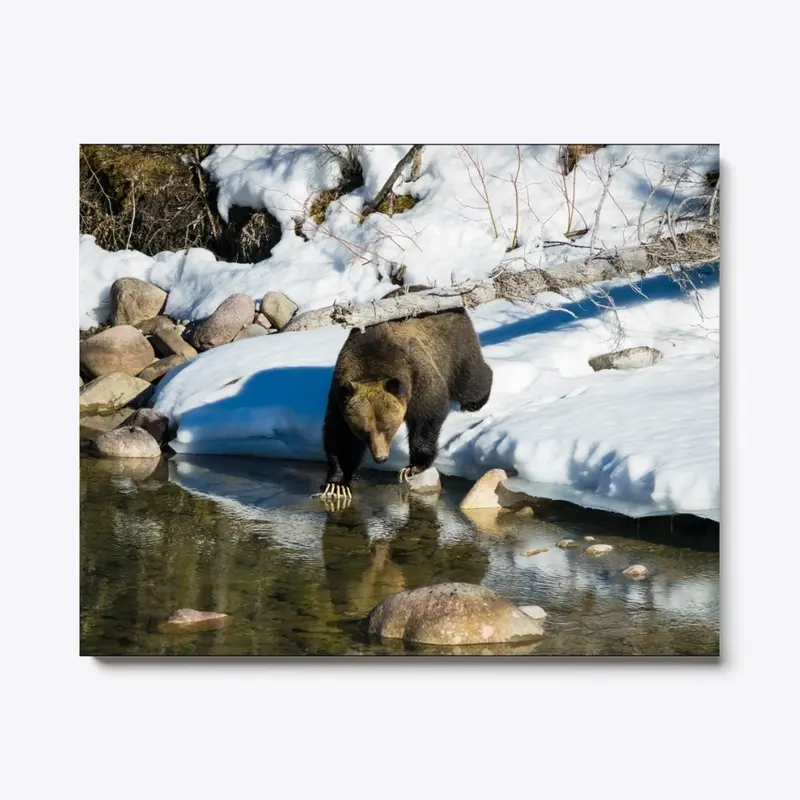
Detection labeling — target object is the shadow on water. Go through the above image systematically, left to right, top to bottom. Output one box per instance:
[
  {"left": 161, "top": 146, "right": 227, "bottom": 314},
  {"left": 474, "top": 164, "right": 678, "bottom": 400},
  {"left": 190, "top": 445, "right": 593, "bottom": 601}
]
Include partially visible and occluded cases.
[{"left": 80, "top": 454, "right": 719, "bottom": 658}]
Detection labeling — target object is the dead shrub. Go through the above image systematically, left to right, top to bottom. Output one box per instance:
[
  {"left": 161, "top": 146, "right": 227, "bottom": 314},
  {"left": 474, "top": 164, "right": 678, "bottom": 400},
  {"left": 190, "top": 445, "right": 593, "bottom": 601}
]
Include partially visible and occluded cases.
[{"left": 80, "top": 144, "right": 282, "bottom": 263}]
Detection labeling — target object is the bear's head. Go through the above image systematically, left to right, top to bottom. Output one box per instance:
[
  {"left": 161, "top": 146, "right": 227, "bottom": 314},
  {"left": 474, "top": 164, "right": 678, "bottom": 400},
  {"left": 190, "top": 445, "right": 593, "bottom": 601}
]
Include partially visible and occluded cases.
[{"left": 338, "top": 377, "right": 409, "bottom": 463}]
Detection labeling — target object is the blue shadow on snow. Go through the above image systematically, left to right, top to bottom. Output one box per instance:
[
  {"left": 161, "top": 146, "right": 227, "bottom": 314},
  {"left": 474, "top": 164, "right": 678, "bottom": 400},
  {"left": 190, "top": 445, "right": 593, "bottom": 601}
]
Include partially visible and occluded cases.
[{"left": 479, "top": 263, "right": 718, "bottom": 348}]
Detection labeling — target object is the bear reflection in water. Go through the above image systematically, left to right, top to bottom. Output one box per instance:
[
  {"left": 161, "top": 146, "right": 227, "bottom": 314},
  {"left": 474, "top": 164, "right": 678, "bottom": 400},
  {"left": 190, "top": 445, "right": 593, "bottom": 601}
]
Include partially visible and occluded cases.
[{"left": 320, "top": 494, "right": 489, "bottom": 620}]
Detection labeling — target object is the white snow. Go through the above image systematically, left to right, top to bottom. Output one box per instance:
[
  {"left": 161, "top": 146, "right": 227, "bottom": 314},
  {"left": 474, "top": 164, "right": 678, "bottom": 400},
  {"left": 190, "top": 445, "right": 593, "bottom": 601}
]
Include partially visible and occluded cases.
[
  {"left": 80, "top": 144, "right": 719, "bottom": 520},
  {"left": 80, "top": 144, "right": 717, "bottom": 329},
  {"left": 153, "top": 265, "right": 719, "bottom": 520}
]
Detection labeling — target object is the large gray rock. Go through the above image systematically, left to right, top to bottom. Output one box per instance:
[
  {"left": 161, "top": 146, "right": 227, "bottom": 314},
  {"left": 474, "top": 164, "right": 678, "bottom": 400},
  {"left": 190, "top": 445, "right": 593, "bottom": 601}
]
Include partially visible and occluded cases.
[
  {"left": 110, "top": 277, "right": 168, "bottom": 327},
  {"left": 261, "top": 291, "right": 297, "bottom": 330},
  {"left": 188, "top": 293, "right": 254, "bottom": 350},
  {"left": 151, "top": 324, "right": 198, "bottom": 359},
  {"left": 80, "top": 325, "right": 155, "bottom": 378},
  {"left": 588, "top": 346, "right": 662, "bottom": 372},
  {"left": 137, "top": 354, "right": 186, "bottom": 384},
  {"left": 79, "top": 373, "right": 152, "bottom": 414},
  {"left": 119, "top": 408, "right": 170, "bottom": 444},
  {"left": 91, "top": 426, "right": 162, "bottom": 459},
  {"left": 459, "top": 469, "right": 508, "bottom": 510},
  {"left": 459, "top": 469, "right": 534, "bottom": 511},
  {"left": 368, "top": 583, "right": 545, "bottom": 645}
]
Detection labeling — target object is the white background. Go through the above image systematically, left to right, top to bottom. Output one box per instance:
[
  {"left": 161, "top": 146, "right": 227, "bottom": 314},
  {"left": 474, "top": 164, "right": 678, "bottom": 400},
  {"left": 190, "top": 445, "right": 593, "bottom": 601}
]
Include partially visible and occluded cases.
[{"left": 2, "top": 1, "right": 795, "bottom": 797}]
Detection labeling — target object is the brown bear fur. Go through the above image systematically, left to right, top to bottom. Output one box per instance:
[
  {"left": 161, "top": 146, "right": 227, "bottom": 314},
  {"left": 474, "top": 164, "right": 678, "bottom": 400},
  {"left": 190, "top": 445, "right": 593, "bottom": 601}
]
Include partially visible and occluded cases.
[{"left": 320, "top": 303, "right": 493, "bottom": 494}]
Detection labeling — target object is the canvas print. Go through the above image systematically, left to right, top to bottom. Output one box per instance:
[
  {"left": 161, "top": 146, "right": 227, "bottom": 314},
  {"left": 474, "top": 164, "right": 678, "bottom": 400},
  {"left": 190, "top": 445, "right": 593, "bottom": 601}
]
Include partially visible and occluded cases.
[{"left": 79, "top": 144, "right": 720, "bottom": 657}]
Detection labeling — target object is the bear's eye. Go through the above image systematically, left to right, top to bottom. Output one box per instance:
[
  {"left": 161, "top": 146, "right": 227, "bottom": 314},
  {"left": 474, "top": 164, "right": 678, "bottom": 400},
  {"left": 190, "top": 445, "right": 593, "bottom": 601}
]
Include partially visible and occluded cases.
[
  {"left": 385, "top": 378, "right": 405, "bottom": 397},
  {"left": 340, "top": 381, "right": 355, "bottom": 399}
]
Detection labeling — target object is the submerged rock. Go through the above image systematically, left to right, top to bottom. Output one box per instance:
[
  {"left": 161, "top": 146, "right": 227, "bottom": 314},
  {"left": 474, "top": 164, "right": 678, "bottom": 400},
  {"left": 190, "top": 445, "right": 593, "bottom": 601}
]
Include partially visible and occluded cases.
[
  {"left": 80, "top": 325, "right": 155, "bottom": 378},
  {"left": 588, "top": 346, "right": 662, "bottom": 372},
  {"left": 92, "top": 426, "right": 162, "bottom": 459},
  {"left": 556, "top": 538, "right": 580, "bottom": 549},
  {"left": 584, "top": 543, "right": 614, "bottom": 556},
  {"left": 523, "top": 547, "right": 549, "bottom": 556},
  {"left": 622, "top": 564, "right": 650, "bottom": 580},
  {"left": 367, "top": 583, "right": 544, "bottom": 645},
  {"left": 518, "top": 605, "right": 547, "bottom": 620},
  {"left": 158, "top": 608, "right": 231, "bottom": 634}
]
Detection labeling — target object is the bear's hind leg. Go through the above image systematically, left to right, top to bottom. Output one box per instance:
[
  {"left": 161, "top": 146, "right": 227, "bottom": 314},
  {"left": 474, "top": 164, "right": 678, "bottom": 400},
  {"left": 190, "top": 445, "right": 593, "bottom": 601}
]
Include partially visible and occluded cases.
[
  {"left": 458, "top": 361, "right": 493, "bottom": 412},
  {"left": 401, "top": 403, "right": 449, "bottom": 483}
]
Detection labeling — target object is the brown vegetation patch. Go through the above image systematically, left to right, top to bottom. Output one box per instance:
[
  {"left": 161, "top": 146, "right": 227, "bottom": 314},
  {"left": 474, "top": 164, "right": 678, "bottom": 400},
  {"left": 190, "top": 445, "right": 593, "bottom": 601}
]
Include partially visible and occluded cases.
[
  {"left": 80, "top": 144, "right": 281, "bottom": 263},
  {"left": 561, "top": 144, "right": 606, "bottom": 175},
  {"left": 307, "top": 146, "right": 366, "bottom": 226},
  {"left": 375, "top": 191, "right": 418, "bottom": 216}
]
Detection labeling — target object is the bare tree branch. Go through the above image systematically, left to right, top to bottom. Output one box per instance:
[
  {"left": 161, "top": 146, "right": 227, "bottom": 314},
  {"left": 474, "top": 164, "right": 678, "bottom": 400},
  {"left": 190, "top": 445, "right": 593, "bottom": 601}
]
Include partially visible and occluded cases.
[{"left": 361, "top": 145, "right": 424, "bottom": 218}]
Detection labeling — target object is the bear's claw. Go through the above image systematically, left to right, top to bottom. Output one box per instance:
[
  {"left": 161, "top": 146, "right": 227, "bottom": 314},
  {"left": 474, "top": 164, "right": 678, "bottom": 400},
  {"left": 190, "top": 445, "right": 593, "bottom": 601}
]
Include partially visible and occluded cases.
[
  {"left": 398, "top": 466, "right": 422, "bottom": 484},
  {"left": 314, "top": 483, "right": 353, "bottom": 509}
]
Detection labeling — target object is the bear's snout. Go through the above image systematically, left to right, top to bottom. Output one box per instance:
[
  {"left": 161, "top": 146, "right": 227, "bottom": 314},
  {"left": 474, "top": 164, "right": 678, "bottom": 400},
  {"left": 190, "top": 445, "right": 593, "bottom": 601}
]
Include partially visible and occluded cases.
[{"left": 368, "top": 434, "right": 391, "bottom": 463}]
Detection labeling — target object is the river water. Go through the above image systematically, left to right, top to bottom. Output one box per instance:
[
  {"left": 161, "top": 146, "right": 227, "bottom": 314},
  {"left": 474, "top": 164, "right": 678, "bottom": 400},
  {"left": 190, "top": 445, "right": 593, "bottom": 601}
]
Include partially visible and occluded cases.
[{"left": 80, "top": 454, "right": 719, "bottom": 657}]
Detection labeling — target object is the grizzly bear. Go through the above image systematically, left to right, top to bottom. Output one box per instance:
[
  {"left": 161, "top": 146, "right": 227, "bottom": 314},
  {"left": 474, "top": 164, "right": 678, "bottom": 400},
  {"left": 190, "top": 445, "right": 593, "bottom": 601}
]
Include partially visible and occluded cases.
[{"left": 319, "top": 300, "right": 493, "bottom": 499}]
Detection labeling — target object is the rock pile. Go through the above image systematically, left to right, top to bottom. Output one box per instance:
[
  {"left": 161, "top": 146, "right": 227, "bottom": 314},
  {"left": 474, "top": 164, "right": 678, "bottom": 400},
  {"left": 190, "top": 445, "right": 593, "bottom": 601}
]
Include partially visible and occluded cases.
[{"left": 80, "top": 277, "right": 300, "bottom": 461}]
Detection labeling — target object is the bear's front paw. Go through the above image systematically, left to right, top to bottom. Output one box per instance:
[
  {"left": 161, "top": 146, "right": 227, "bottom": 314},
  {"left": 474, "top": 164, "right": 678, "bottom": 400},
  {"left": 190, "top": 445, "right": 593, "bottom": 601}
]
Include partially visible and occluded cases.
[
  {"left": 398, "top": 466, "right": 423, "bottom": 484},
  {"left": 313, "top": 482, "right": 353, "bottom": 509}
]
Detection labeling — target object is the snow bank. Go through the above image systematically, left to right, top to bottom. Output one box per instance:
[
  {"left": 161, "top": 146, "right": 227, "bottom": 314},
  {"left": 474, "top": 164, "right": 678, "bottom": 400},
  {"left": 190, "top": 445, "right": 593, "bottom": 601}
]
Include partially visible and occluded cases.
[
  {"left": 80, "top": 144, "right": 718, "bottom": 329},
  {"left": 153, "top": 265, "right": 720, "bottom": 520}
]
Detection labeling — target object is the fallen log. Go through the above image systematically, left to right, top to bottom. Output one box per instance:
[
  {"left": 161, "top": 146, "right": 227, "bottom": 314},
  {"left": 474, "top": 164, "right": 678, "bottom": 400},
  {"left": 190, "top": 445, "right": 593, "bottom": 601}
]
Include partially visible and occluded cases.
[{"left": 282, "top": 242, "right": 712, "bottom": 334}]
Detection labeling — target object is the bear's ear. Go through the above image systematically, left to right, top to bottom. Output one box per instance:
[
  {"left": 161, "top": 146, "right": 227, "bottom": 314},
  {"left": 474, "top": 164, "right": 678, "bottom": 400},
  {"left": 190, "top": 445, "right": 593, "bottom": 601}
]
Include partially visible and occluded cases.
[
  {"left": 384, "top": 377, "right": 408, "bottom": 398},
  {"left": 340, "top": 381, "right": 355, "bottom": 399}
]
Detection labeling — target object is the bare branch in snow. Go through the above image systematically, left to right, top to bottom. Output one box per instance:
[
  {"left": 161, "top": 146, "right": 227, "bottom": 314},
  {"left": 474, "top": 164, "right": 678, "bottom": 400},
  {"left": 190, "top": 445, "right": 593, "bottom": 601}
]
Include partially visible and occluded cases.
[
  {"left": 361, "top": 145, "right": 424, "bottom": 219},
  {"left": 457, "top": 145, "right": 500, "bottom": 239},
  {"left": 589, "top": 152, "right": 633, "bottom": 255},
  {"left": 638, "top": 167, "right": 670, "bottom": 244},
  {"left": 126, "top": 185, "right": 136, "bottom": 251}
]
